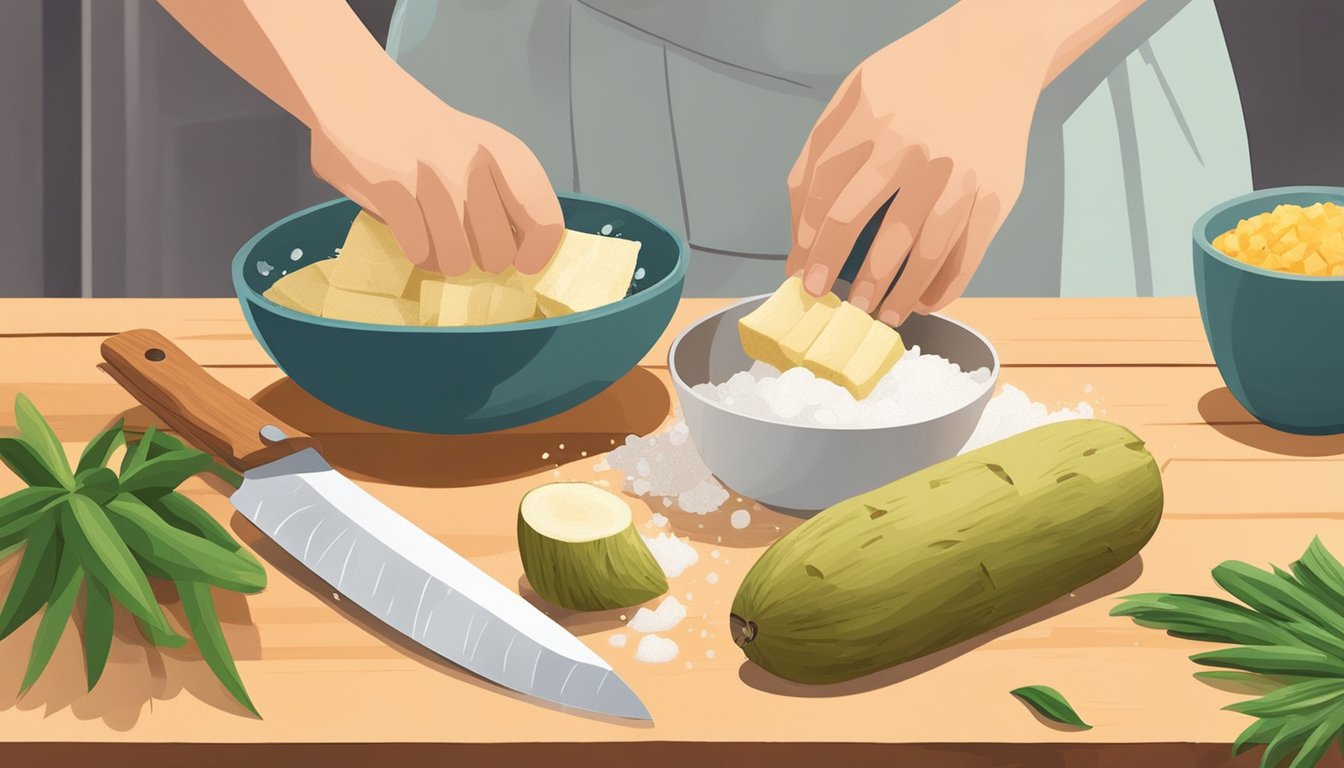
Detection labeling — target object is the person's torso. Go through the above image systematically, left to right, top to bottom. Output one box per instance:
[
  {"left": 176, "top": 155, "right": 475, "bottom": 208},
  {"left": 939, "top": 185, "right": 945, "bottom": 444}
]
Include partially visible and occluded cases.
[{"left": 387, "top": 0, "right": 1251, "bottom": 297}]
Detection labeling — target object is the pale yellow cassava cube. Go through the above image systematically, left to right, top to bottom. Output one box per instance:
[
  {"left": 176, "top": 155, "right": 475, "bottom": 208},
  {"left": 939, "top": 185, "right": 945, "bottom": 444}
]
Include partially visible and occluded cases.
[
  {"left": 339, "top": 211, "right": 404, "bottom": 262},
  {"left": 535, "top": 230, "right": 639, "bottom": 317},
  {"left": 327, "top": 255, "right": 415, "bottom": 297},
  {"left": 264, "top": 259, "right": 335, "bottom": 315},
  {"left": 738, "top": 276, "right": 840, "bottom": 371},
  {"left": 418, "top": 279, "right": 447, "bottom": 325},
  {"left": 434, "top": 281, "right": 496, "bottom": 327},
  {"left": 486, "top": 283, "right": 537, "bottom": 324},
  {"left": 321, "top": 286, "right": 416, "bottom": 326},
  {"left": 779, "top": 302, "right": 837, "bottom": 367},
  {"left": 802, "top": 303, "right": 873, "bottom": 383},
  {"left": 835, "top": 322, "right": 906, "bottom": 399}
]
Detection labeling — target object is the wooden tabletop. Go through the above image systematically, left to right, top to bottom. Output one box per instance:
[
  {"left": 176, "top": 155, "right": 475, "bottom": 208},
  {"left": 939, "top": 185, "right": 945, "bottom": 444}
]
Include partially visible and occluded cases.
[{"left": 1, "top": 297, "right": 1340, "bottom": 768}]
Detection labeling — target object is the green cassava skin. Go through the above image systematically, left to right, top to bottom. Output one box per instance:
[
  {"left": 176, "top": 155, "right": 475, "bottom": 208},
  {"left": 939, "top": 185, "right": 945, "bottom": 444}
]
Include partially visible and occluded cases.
[
  {"left": 730, "top": 419, "right": 1163, "bottom": 684},
  {"left": 517, "top": 510, "right": 669, "bottom": 612}
]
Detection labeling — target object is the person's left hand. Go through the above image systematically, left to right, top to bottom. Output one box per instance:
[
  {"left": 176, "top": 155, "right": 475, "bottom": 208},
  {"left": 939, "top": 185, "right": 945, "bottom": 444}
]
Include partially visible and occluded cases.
[{"left": 786, "top": 5, "right": 1051, "bottom": 326}]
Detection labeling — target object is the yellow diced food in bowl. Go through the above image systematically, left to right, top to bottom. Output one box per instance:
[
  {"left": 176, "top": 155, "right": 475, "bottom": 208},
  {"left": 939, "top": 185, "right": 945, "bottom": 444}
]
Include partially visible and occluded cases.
[{"left": 1215, "top": 202, "right": 1344, "bottom": 277}]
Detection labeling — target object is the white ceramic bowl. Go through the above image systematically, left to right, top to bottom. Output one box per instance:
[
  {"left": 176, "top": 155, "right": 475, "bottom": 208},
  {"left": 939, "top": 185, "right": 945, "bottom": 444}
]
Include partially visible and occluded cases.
[{"left": 668, "top": 296, "right": 999, "bottom": 513}]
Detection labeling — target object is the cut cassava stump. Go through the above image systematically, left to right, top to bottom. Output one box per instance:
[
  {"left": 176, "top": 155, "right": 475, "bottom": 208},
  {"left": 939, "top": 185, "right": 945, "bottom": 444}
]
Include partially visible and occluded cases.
[
  {"left": 730, "top": 419, "right": 1163, "bottom": 684},
  {"left": 518, "top": 482, "right": 668, "bottom": 611}
]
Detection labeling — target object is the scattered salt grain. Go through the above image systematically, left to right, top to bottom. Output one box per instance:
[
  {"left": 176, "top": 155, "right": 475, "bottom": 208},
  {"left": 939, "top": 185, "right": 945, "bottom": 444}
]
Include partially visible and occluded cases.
[
  {"left": 600, "top": 223, "right": 614, "bottom": 236},
  {"left": 289, "top": 248, "right": 303, "bottom": 261},
  {"left": 256, "top": 260, "right": 274, "bottom": 277},
  {"left": 634, "top": 267, "right": 647, "bottom": 280},
  {"left": 1084, "top": 383, "right": 1094, "bottom": 394},
  {"left": 959, "top": 384, "right": 1093, "bottom": 452},
  {"left": 606, "top": 415, "right": 728, "bottom": 514},
  {"left": 559, "top": 443, "right": 565, "bottom": 450},
  {"left": 541, "top": 452, "right": 549, "bottom": 460},
  {"left": 730, "top": 509, "right": 751, "bottom": 529},
  {"left": 650, "top": 513, "right": 669, "bottom": 528},
  {"left": 642, "top": 533, "right": 699, "bottom": 578},
  {"left": 710, "top": 549, "right": 720, "bottom": 559},
  {"left": 706, "top": 572, "right": 719, "bottom": 585},
  {"left": 628, "top": 596, "right": 687, "bottom": 633},
  {"left": 699, "top": 629, "right": 708, "bottom": 639},
  {"left": 608, "top": 633, "right": 628, "bottom": 648},
  {"left": 634, "top": 634, "right": 679, "bottom": 664},
  {"left": 706, "top": 650, "right": 715, "bottom": 659},
  {"left": 685, "top": 662, "right": 694, "bottom": 670}
]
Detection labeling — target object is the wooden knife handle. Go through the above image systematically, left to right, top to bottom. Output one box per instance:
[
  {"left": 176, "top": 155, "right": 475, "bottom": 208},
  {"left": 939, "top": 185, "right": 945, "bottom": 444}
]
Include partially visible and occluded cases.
[{"left": 100, "top": 329, "right": 319, "bottom": 471}]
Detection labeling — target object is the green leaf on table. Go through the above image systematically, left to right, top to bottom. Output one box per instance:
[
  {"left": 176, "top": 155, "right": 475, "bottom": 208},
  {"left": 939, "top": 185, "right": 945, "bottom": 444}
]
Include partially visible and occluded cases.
[
  {"left": 13, "top": 394, "right": 73, "bottom": 487},
  {"left": 76, "top": 420, "right": 124, "bottom": 474},
  {"left": 123, "top": 428, "right": 242, "bottom": 489},
  {"left": 0, "top": 437, "right": 65, "bottom": 489},
  {"left": 118, "top": 450, "right": 215, "bottom": 497},
  {"left": 74, "top": 467, "right": 119, "bottom": 506},
  {"left": 0, "top": 487, "right": 64, "bottom": 533},
  {"left": 142, "top": 491, "right": 241, "bottom": 552},
  {"left": 59, "top": 494, "right": 172, "bottom": 637},
  {"left": 105, "top": 494, "right": 265, "bottom": 593},
  {"left": 0, "top": 514, "right": 63, "bottom": 641},
  {"left": 20, "top": 546, "right": 84, "bottom": 694},
  {"left": 81, "top": 577, "right": 114, "bottom": 690},
  {"left": 177, "top": 580, "right": 258, "bottom": 717},
  {"left": 1110, "top": 592, "right": 1296, "bottom": 646},
  {"left": 1191, "top": 645, "right": 1344, "bottom": 678},
  {"left": 1225, "top": 677, "right": 1344, "bottom": 719},
  {"left": 1010, "top": 685, "right": 1091, "bottom": 730}
]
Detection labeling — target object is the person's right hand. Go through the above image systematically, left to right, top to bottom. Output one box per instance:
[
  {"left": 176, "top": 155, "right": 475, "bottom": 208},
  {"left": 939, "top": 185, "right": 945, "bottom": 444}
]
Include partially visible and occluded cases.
[{"left": 308, "top": 63, "right": 564, "bottom": 276}]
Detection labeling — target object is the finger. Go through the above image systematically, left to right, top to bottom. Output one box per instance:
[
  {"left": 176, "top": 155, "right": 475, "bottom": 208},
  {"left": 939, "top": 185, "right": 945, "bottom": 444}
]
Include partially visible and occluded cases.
[
  {"left": 790, "top": 137, "right": 873, "bottom": 260},
  {"left": 794, "top": 149, "right": 909, "bottom": 297},
  {"left": 840, "top": 151, "right": 945, "bottom": 312},
  {"left": 490, "top": 155, "right": 564, "bottom": 274},
  {"left": 463, "top": 161, "right": 518, "bottom": 273},
  {"left": 415, "top": 163, "right": 474, "bottom": 276},
  {"left": 876, "top": 166, "right": 974, "bottom": 326},
  {"left": 368, "top": 179, "right": 433, "bottom": 267},
  {"left": 917, "top": 192, "right": 1004, "bottom": 312}
]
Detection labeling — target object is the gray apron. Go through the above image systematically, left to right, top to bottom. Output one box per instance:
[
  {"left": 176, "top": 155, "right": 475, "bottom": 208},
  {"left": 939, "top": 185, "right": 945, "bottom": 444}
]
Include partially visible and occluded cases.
[{"left": 386, "top": 0, "right": 1251, "bottom": 298}]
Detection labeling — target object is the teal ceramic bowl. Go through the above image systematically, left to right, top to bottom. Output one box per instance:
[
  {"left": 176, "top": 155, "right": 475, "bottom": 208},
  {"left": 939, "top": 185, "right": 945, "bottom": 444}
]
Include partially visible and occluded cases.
[
  {"left": 1194, "top": 186, "right": 1344, "bottom": 435},
  {"left": 233, "top": 196, "right": 686, "bottom": 434}
]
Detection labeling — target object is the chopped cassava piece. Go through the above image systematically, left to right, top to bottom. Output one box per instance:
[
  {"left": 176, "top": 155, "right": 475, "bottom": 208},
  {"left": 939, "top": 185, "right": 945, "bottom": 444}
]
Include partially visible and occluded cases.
[
  {"left": 262, "top": 210, "right": 640, "bottom": 326},
  {"left": 535, "top": 229, "right": 640, "bottom": 317},
  {"left": 264, "top": 259, "right": 334, "bottom": 315},
  {"left": 738, "top": 276, "right": 840, "bottom": 371},
  {"left": 739, "top": 277, "right": 905, "bottom": 399},
  {"left": 321, "top": 287, "right": 417, "bottom": 326},
  {"left": 517, "top": 482, "right": 668, "bottom": 611}
]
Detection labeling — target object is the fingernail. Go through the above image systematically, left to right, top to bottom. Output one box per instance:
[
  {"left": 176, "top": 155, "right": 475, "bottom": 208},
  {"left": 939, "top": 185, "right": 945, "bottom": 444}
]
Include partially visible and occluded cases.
[
  {"left": 803, "top": 263, "right": 831, "bottom": 296},
  {"left": 848, "top": 282, "right": 875, "bottom": 313},
  {"left": 880, "top": 309, "right": 902, "bottom": 327}
]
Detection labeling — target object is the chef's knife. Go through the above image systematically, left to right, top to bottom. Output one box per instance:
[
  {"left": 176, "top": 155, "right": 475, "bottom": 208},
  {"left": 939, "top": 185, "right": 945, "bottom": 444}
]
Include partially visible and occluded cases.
[{"left": 100, "top": 329, "right": 650, "bottom": 720}]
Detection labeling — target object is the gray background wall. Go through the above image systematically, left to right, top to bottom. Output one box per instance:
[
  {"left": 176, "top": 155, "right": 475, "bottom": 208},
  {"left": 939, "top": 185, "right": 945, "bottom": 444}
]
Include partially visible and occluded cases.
[{"left": 0, "top": 0, "right": 1338, "bottom": 297}]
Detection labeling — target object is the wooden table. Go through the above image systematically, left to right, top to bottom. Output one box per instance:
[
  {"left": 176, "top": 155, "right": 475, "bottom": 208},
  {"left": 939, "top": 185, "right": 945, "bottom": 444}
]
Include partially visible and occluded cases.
[{"left": 2, "top": 297, "right": 1340, "bottom": 767}]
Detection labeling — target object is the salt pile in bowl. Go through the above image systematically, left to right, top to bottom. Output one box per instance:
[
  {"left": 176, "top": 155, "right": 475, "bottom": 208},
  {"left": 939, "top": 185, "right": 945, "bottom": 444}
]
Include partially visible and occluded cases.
[
  {"left": 605, "top": 345, "right": 1093, "bottom": 515},
  {"left": 690, "top": 346, "right": 991, "bottom": 428}
]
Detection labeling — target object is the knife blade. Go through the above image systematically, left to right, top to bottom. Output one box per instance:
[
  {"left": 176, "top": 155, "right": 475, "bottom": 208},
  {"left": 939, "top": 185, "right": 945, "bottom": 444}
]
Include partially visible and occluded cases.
[{"left": 100, "top": 329, "right": 650, "bottom": 720}]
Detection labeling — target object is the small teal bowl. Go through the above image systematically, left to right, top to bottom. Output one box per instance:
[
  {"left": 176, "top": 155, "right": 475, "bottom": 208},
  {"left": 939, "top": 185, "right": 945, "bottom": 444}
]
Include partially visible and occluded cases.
[
  {"left": 1194, "top": 186, "right": 1344, "bottom": 435},
  {"left": 233, "top": 195, "right": 686, "bottom": 434}
]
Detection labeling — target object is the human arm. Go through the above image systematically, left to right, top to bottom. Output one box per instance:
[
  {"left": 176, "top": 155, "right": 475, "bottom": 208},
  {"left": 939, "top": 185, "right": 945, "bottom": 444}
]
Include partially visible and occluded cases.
[
  {"left": 158, "top": 0, "right": 563, "bottom": 275},
  {"left": 786, "top": 0, "right": 1146, "bottom": 324}
]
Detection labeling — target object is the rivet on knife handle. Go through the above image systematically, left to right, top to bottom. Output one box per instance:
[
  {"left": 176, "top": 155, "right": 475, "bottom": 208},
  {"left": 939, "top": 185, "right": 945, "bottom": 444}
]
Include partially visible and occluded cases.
[{"left": 100, "top": 328, "right": 319, "bottom": 471}]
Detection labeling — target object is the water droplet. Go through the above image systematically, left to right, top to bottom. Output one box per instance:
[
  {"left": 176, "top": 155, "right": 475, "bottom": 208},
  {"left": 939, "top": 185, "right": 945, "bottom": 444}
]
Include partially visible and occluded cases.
[
  {"left": 600, "top": 223, "right": 614, "bottom": 236},
  {"left": 290, "top": 248, "right": 303, "bottom": 261},
  {"left": 256, "top": 261, "right": 274, "bottom": 277}
]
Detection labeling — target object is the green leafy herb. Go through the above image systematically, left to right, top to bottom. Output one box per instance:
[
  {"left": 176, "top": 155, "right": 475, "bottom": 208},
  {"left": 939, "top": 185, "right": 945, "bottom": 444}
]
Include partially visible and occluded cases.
[
  {"left": 0, "top": 396, "right": 265, "bottom": 716},
  {"left": 1114, "top": 537, "right": 1344, "bottom": 768},
  {"left": 1010, "top": 685, "right": 1092, "bottom": 730}
]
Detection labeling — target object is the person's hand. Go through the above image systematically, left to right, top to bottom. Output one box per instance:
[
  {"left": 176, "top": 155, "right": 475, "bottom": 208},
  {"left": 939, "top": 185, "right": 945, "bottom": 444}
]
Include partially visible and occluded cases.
[
  {"left": 785, "top": 4, "right": 1051, "bottom": 325},
  {"left": 308, "top": 62, "right": 563, "bottom": 276}
]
